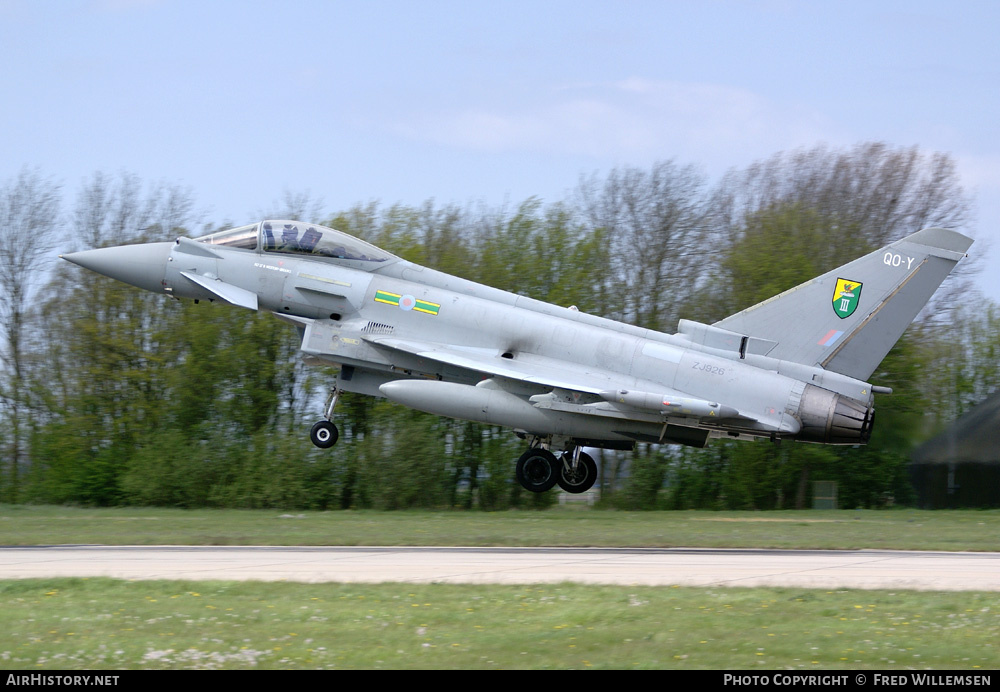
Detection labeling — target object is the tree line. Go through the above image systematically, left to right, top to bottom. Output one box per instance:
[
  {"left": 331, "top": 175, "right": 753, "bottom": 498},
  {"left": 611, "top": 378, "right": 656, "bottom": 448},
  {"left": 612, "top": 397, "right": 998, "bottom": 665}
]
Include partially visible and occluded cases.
[{"left": 1, "top": 142, "right": 995, "bottom": 510}]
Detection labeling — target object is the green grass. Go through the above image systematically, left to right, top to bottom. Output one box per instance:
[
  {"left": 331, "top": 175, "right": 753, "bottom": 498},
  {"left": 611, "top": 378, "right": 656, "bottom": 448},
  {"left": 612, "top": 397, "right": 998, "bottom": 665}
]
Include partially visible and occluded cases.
[
  {"left": 1, "top": 505, "right": 998, "bottom": 551},
  {"left": 2, "top": 505, "right": 997, "bottom": 669},
  {"left": 1, "top": 578, "right": 996, "bottom": 670}
]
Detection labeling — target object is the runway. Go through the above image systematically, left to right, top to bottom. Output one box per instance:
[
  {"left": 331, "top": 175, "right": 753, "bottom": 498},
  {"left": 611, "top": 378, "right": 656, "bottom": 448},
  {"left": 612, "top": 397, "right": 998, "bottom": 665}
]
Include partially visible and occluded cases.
[{"left": 1, "top": 546, "right": 997, "bottom": 590}]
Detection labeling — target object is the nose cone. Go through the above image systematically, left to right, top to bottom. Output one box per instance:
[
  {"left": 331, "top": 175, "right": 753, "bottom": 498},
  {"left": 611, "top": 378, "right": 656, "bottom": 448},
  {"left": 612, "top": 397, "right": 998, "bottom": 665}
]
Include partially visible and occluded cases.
[{"left": 61, "top": 241, "right": 173, "bottom": 293}]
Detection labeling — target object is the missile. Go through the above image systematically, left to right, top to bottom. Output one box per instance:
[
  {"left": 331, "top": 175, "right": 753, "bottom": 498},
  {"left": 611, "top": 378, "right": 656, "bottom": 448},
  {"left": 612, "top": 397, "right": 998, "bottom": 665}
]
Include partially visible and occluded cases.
[{"left": 598, "top": 389, "right": 741, "bottom": 418}]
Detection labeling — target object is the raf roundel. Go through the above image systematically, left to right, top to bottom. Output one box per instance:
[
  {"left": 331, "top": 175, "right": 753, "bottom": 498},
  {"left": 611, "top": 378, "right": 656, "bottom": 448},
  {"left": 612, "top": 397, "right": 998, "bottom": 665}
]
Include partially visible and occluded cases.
[{"left": 398, "top": 294, "right": 416, "bottom": 311}]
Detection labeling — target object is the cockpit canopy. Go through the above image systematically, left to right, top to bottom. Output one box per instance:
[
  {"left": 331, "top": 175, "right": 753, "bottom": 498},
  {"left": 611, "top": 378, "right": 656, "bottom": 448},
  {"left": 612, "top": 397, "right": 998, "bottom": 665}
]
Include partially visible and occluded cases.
[{"left": 195, "top": 220, "right": 395, "bottom": 266}]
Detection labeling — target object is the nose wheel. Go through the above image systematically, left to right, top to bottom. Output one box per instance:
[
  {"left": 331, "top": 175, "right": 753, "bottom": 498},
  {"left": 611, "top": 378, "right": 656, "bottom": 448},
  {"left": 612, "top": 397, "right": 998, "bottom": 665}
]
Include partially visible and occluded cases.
[
  {"left": 310, "top": 384, "right": 341, "bottom": 449},
  {"left": 310, "top": 420, "right": 339, "bottom": 448}
]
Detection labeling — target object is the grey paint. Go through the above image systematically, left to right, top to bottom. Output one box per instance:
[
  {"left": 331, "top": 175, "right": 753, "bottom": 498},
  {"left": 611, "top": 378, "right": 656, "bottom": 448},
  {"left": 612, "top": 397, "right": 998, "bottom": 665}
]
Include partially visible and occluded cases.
[
  {"left": 61, "top": 221, "right": 972, "bottom": 451},
  {"left": 716, "top": 228, "right": 972, "bottom": 379}
]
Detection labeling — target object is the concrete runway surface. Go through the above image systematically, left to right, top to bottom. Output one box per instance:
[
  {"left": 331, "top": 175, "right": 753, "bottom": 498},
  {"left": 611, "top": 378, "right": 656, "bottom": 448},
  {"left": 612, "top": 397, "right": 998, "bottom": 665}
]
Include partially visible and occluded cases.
[{"left": 1, "top": 546, "right": 997, "bottom": 590}]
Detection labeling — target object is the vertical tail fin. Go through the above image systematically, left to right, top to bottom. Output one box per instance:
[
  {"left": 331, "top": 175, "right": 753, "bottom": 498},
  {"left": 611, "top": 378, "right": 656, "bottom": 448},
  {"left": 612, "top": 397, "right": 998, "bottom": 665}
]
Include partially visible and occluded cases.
[{"left": 714, "top": 228, "right": 973, "bottom": 380}]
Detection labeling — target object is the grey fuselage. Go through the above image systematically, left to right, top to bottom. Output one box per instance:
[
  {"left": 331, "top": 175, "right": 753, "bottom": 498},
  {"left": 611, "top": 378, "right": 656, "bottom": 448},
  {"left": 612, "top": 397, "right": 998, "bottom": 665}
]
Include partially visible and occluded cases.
[{"left": 154, "top": 229, "right": 873, "bottom": 448}]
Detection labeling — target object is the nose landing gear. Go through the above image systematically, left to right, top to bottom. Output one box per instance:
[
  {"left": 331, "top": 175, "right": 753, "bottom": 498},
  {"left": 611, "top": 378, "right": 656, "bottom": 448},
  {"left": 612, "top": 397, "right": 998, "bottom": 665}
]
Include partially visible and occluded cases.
[
  {"left": 310, "top": 385, "right": 341, "bottom": 449},
  {"left": 310, "top": 420, "right": 339, "bottom": 448}
]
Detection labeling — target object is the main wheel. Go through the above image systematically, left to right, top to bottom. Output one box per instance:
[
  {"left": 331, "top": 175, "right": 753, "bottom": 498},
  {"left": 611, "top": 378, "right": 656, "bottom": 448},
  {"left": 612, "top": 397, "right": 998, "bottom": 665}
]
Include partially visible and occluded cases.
[
  {"left": 310, "top": 420, "right": 339, "bottom": 449},
  {"left": 515, "top": 448, "right": 558, "bottom": 493},
  {"left": 556, "top": 451, "right": 598, "bottom": 493}
]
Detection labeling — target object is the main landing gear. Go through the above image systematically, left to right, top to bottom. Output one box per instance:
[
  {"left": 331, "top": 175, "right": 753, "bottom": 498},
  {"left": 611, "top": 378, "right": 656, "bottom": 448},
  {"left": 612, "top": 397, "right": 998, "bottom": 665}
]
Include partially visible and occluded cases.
[
  {"left": 307, "top": 385, "right": 597, "bottom": 495},
  {"left": 310, "top": 385, "right": 341, "bottom": 449},
  {"left": 515, "top": 443, "right": 598, "bottom": 494}
]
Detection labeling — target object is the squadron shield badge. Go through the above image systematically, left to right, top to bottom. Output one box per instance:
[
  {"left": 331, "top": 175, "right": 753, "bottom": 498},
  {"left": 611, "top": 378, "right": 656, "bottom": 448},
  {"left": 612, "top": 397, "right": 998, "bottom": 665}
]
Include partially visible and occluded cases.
[{"left": 833, "top": 278, "right": 862, "bottom": 319}]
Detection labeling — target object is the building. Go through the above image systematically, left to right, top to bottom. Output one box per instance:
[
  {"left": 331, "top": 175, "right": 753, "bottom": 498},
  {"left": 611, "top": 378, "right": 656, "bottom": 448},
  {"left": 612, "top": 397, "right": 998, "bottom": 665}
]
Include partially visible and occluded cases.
[{"left": 909, "top": 391, "right": 1000, "bottom": 508}]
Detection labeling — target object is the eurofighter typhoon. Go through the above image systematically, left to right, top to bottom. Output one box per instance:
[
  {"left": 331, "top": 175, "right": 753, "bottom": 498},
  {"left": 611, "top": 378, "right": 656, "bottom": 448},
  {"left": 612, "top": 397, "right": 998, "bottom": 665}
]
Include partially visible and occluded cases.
[{"left": 62, "top": 222, "right": 972, "bottom": 494}]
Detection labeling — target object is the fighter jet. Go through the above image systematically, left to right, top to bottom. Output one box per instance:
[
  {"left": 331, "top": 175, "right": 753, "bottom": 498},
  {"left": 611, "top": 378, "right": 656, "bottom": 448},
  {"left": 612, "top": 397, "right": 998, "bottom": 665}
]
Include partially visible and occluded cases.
[{"left": 61, "top": 221, "right": 972, "bottom": 494}]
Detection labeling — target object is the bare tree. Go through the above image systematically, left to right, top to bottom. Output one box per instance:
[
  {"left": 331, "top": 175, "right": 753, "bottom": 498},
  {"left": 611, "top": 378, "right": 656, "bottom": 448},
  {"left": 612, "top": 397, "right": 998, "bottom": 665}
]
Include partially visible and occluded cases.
[
  {"left": 708, "top": 142, "right": 976, "bottom": 317},
  {"left": 713, "top": 142, "right": 972, "bottom": 248},
  {"left": 577, "top": 161, "right": 711, "bottom": 331},
  {"left": 0, "top": 168, "right": 61, "bottom": 500},
  {"left": 72, "top": 171, "right": 199, "bottom": 249},
  {"left": 260, "top": 189, "right": 325, "bottom": 223}
]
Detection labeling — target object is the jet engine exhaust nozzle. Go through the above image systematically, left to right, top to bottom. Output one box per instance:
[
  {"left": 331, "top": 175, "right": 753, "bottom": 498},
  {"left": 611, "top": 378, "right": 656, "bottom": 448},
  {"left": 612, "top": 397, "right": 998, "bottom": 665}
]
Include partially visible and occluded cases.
[{"left": 796, "top": 384, "right": 874, "bottom": 445}]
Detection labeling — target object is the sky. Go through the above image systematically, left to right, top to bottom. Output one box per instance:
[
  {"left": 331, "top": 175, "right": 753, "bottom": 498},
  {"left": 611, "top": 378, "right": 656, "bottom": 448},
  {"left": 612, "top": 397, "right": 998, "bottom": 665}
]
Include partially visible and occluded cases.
[{"left": 2, "top": 0, "right": 998, "bottom": 298}]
